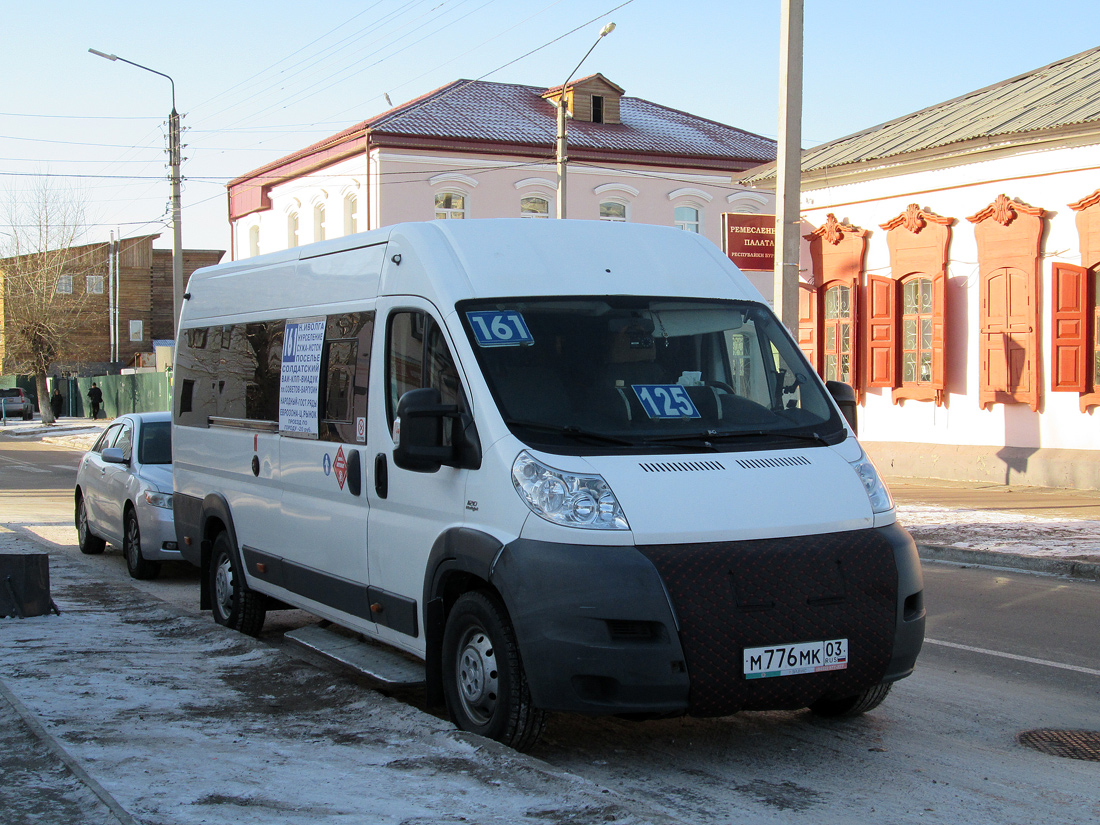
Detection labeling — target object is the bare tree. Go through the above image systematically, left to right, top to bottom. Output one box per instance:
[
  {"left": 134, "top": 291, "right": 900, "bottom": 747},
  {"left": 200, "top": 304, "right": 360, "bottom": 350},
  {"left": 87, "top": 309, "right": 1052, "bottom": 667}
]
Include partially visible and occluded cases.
[{"left": 1, "top": 178, "right": 100, "bottom": 424}]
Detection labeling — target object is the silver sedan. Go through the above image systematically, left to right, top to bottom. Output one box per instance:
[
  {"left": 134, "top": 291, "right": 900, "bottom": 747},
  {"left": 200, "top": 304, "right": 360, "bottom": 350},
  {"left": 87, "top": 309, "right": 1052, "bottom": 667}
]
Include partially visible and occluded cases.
[{"left": 74, "top": 411, "right": 179, "bottom": 579}]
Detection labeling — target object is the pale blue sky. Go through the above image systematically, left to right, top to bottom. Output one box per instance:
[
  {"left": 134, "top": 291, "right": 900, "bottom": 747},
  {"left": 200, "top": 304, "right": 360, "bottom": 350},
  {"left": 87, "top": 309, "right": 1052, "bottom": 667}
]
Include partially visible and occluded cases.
[{"left": 2, "top": 0, "right": 1096, "bottom": 250}]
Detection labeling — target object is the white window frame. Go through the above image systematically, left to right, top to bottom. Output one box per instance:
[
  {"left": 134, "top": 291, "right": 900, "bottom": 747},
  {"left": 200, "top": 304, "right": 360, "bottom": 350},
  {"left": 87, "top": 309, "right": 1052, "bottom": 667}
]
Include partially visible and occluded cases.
[
  {"left": 434, "top": 190, "right": 467, "bottom": 220},
  {"left": 344, "top": 193, "right": 358, "bottom": 236},
  {"left": 520, "top": 195, "right": 551, "bottom": 218},
  {"left": 599, "top": 200, "right": 628, "bottom": 222},
  {"left": 313, "top": 203, "right": 326, "bottom": 242},
  {"left": 674, "top": 204, "right": 702, "bottom": 233},
  {"left": 288, "top": 211, "right": 300, "bottom": 248},
  {"left": 248, "top": 225, "right": 260, "bottom": 257},
  {"left": 86, "top": 274, "right": 104, "bottom": 295},
  {"left": 56, "top": 275, "right": 73, "bottom": 295}
]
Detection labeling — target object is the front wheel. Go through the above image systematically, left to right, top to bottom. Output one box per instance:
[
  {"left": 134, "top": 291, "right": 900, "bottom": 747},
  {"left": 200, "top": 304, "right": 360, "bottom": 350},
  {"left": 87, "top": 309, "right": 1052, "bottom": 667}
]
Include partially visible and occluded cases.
[
  {"left": 75, "top": 493, "right": 105, "bottom": 555},
  {"left": 123, "top": 509, "right": 161, "bottom": 580},
  {"left": 208, "top": 531, "right": 266, "bottom": 637},
  {"left": 441, "top": 591, "right": 545, "bottom": 751},
  {"left": 810, "top": 682, "right": 893, "bottom": 717}
]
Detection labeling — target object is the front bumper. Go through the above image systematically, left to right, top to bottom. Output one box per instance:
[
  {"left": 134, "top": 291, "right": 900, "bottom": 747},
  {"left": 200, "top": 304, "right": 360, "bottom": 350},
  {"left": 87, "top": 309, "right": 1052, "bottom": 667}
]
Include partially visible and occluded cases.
[
  {"left": 137, "top": 503, "right": 181, "bottom": 561},
  {"left": 491, "top": 523, "right": 925, "bottom": 717}
]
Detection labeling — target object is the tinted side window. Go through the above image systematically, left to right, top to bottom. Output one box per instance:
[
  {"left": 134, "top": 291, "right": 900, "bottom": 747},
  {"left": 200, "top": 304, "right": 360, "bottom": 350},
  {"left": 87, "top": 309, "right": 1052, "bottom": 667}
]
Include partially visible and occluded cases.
[
  {"left": 387, "top": 310, "right": 465, "bottom": 444},
  {"left": 319, "top": 312, "right": 374, "bottom": 444},
  {"left": 114, "top": 422, "right": 134, "bottom": 461},
  {"left": 91, "top": 424, "right": 122, "bottom": 454}
]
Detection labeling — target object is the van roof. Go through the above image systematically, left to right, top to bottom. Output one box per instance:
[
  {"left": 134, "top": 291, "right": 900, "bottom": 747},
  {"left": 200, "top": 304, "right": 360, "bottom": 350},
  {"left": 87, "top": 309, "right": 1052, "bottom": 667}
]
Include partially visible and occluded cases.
[{"left": 182, "top": 220, "right": 760, "bottom": 324}]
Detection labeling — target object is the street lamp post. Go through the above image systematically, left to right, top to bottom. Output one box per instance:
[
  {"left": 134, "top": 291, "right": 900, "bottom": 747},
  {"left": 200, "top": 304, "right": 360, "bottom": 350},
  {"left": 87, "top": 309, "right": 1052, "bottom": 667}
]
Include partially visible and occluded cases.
[
  {"left": 555, "top": 22, "right": 615, "bottom": 220},
  {"left": 89, "top": 48, "right": 184, "bottom": 336}
]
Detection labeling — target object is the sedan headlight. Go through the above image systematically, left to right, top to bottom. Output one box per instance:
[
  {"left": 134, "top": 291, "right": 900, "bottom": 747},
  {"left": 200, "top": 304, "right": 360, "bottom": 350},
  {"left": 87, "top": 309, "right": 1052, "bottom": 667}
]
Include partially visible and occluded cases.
[
  {"left": 849, "top": 450, "right": 893, "bottom": 514},
  {"left": 511, "top": 451, "right": 628, "bottom": 530},
  {"left": 143, "top": 490, "right": 173, "bottom": 510}
]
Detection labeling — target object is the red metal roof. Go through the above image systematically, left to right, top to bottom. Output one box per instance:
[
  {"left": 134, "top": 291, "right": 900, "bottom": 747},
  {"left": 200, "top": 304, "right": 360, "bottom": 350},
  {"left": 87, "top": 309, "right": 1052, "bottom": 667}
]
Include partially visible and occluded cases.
[{"left": 229, "top": 78, "right": 776, "bottom": 189}]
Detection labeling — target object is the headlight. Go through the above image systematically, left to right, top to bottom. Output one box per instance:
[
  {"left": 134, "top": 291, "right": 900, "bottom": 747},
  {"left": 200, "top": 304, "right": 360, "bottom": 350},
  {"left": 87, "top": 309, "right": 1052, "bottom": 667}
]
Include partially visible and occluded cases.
[
  {"left": 849, "top": 450, "right": 893, "bottom": 514},
  {"left": 511, "top": 451, "right": 629, "bottom": 530},
  {"left": 143, "top": 491, "right": 173, "bottom": 510}
]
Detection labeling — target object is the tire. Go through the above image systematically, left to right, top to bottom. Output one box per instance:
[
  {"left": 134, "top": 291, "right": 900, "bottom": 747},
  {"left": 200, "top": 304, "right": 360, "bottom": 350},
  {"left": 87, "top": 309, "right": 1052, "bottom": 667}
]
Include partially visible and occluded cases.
[
  {"left": 75, "top": 493, "right": 105, "bottom": 555},
  {"left": 123, "top": 508, "right": 161, "bottom": 581},
  {"left": 208, "top": 531, "right": 266, "bottom": 637},
  {"left": 441, "top": 591, "right": 545, "bottom": 751},
  {"left": 810, "top": 682, "right": 893, "bottom": 718}
]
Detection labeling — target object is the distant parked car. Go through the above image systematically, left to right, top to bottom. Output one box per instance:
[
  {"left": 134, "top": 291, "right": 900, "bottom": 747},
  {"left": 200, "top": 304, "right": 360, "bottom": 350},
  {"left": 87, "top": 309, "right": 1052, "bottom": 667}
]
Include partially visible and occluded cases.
[
  {"left": 0, "top": 388, "right": 34, "bottom": 420},
  {"left": 74, "top": 412, "right": 178, "bottom": 579}
]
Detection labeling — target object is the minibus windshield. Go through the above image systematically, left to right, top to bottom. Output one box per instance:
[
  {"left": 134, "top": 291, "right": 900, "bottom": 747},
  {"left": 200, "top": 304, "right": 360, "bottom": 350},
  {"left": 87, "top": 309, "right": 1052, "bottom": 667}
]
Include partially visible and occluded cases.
[{"left": 458, "top": 296, "right": 846, "bottom": 454}]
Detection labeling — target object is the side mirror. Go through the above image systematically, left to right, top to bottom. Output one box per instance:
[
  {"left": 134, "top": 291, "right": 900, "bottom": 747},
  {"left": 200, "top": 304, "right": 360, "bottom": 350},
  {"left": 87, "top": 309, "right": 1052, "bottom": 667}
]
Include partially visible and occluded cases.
[
  {"left": 825, "top": 381, "right": 857, "bottom": 435},
  {"left": 392, "top": 388, "right": 481, "bottom": 473},
  {"left": 101, "top": 447, "right": 129, "bottom": 465}
]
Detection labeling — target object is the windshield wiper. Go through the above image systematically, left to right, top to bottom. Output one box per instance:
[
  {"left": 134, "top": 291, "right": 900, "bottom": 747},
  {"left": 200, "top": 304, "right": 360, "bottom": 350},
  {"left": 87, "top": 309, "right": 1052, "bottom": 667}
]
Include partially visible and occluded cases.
[
  {"left": 502, "top": 419, "right": 638, "bottom": 446},
  {"left": 643, "top": 429, "right": 836, "bottom": 447}
]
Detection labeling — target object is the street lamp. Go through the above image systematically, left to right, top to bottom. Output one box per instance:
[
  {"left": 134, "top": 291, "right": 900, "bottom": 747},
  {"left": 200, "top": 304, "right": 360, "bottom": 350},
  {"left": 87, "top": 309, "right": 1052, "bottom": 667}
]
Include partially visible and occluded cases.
[
  {"left": 555, "top": 22, "right": 615, "bottom": 220},
  {"left": 89, "top": 48, "right": 184, "bottom": 336}
]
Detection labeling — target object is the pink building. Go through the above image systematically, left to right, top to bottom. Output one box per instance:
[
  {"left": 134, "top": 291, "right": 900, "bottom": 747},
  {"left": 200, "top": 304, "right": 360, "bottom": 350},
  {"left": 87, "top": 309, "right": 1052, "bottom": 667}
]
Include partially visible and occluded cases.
[{"left": 227, "top": 74, "right": 776, "bottom": 292}]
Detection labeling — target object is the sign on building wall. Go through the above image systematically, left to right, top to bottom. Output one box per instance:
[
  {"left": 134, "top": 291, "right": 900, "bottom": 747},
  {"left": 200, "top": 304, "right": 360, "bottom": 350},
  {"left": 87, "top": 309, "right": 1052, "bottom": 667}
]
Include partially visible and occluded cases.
[{"left": 723, "top": 213, "right": 776, "bottom": 271}]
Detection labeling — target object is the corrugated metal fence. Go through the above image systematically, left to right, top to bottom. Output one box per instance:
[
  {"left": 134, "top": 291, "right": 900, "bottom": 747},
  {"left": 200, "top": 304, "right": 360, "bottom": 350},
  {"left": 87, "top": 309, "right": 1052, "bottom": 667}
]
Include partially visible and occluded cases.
[{"left": 0, "top": 373, "right": 171, "bottom": 419}]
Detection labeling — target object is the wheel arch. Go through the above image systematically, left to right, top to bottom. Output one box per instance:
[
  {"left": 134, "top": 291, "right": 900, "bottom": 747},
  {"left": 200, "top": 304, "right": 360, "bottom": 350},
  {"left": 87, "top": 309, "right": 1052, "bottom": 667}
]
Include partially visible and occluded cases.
[
  {"left": 196, "top": 493, "right": 242, "bottom": 611},
  {"left": 422, "top": 527, "right": 507, "bottom": 706}
]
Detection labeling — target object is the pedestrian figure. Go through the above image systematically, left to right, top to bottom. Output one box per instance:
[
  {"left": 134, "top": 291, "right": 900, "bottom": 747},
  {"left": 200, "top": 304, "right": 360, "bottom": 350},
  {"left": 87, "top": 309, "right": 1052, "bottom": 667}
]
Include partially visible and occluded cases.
[
  {"left": 87, "top": 382, "right": 103, "bottom": 420},
  {"left": 50, "top": 387, "right": 64, "bottom": 420}
]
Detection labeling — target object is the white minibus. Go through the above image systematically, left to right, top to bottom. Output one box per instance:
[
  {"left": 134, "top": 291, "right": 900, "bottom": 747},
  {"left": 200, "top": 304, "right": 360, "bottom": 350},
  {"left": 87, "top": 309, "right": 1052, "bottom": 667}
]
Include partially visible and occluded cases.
[{"left": 173, "top": 219, "right": 924, "bottom": 750}]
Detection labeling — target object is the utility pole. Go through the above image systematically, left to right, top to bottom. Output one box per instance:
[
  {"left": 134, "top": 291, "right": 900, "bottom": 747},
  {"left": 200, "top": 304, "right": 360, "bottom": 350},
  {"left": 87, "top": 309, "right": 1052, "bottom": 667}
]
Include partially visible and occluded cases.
[
  {"left": 774, "top": 0, "right": 804, "bottom": 332},
  {"left": 555, "top": 22, "right": 615, "bottom": 219},
  {"left": 89, "top": 48, "right": 184, "bottom": 335}
]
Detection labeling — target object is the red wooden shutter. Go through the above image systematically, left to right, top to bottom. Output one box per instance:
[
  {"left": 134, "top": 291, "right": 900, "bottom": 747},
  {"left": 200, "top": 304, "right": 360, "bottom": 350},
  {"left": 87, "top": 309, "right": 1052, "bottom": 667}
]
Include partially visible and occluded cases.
[
  {"left": 1051, "top": 262, "right": 1089, "bottom": 392},
  {"left": 930, "top": 270, "right": 947, "bottom": 399},
  {"left": 866, "top": 275, "right": 897, "bottom": 387},
  {"left": 798, "top": 283, "right": 820, "bottom": 375}
]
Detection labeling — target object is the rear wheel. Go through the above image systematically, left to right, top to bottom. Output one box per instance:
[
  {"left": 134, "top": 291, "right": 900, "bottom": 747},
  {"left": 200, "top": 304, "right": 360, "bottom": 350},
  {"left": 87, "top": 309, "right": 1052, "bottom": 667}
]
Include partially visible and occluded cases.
[
  {"left": 75, "top": 493, "right": 105, "bottom": 555},
  {"left": 123, "top": 508, "right": 161, "bottom": 580},
  {"left": 209, "top": 531, "right": 266, "bottom": 637},
  {"left": 441, "top": 591, "right": 544, "bottom": 751},
  {"left": 810, "top": 682, "right": 893, "bottom": 717}
]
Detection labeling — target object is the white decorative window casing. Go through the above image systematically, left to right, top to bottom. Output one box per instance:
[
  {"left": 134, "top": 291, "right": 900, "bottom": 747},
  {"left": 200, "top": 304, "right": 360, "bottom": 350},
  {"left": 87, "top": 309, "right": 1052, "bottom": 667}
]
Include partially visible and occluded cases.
[
  {"left": 314, "top": 203, "right": 326, "bottom": 242},
  {"left": 248, "top": 225, "right": 260, "bottom": 257},
  {"left": 86, "top": 275, "right": 104, "bottom": 295}
]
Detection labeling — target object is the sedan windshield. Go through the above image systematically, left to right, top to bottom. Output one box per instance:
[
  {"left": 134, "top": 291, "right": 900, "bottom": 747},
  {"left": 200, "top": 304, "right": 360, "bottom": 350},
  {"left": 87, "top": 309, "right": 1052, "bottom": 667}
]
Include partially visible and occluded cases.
[{"left": 458, "top": 296, "right": 845, "bottom": 454}]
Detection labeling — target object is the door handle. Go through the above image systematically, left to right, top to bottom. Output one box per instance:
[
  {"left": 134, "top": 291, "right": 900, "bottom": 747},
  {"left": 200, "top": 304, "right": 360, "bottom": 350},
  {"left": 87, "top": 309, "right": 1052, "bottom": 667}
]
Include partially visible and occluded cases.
[
  {"left": 347, "top": 449, "right": 362, "bottom": 497},
  {"left": 374, "top": 453, "right": 388, "bottom": 499}
]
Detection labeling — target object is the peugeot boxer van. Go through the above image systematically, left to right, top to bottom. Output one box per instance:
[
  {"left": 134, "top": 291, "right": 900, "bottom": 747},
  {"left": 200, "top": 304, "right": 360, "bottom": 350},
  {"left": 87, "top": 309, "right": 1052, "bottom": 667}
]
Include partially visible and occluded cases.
[{"left": 173, "top": 219, "right": 924, "bottom": 750}]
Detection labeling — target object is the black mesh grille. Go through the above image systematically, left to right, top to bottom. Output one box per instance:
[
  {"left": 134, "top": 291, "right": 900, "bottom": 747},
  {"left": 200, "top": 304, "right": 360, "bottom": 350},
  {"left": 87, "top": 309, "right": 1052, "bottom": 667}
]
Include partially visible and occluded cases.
[{"left": 639, "top": 529, "right": 898, "bottom": 716}]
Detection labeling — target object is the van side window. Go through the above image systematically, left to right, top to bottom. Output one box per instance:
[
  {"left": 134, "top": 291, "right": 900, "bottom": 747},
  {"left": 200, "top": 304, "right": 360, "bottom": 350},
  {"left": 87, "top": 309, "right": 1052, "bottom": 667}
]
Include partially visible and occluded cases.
[
  {"left": 387, "top": 310, "right": 465, "bottom": 441},
  {"left": 319, "top": 312, "right": 374, "bottom": 444},
  {"left": 175, "top": 320, "right": 286, "bottom": 427}
]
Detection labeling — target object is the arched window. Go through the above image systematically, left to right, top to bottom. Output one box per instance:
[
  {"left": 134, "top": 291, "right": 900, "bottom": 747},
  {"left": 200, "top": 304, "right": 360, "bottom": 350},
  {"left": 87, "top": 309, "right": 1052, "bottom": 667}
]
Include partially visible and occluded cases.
[
  {"left": 435, "top": 192, "right": 466, "bottom": 219},
  {"left": 344, "top": 193, "right": 358, "bottom": 235},
  {"left": 520, "top": 195, "right": 550, "bottom": 218},
  {"left": 599, "top": 201, "right": 627, "bottom": 222},
  {"left": 314, "top": 203, "right": 326, "bottom": 242},
  {"left": 675, "top": 205, "right": 701, "bottom": 233},
  {"left": 288, "top": 211, "right": 299, "bottom": 248},
  {"left": 248, "top": 225, "right": 260, "bottom": 257},
  {"left": 901, "top": 277, "right": 934, "bottom": 384},
  {"left": 824, "top": 284, "right": 852, "bottom": 384}
]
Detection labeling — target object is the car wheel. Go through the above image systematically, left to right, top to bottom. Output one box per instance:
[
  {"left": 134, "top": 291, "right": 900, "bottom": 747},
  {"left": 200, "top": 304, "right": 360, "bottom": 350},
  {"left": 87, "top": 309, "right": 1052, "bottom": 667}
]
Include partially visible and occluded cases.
[
  {"left": 23, "top": 410, "right": 32, "bottom": 421},
  {"left": 75, "top": 493, "right": 105, "bottom": 555},
  {"left": 123, "top": 508, "right": 161, "bottom": 580},
  {"left": 209, "top": 531, "right": 266, "bottom": 637},
  {"left": 441, "top": 591, "right": 545, "bottom": 751},
  {"left": 809, "top": 682, "right": 893, "bottom": 717}
]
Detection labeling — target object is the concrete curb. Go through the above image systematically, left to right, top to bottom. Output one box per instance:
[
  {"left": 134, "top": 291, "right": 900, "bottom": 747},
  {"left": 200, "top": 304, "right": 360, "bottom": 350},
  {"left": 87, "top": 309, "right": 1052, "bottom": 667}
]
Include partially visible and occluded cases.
[
  {"left": 917, "top": 543, "right": 1100, "bottom": 581},
  {"left": 0, "top": 678, "right": 140, "bottom": 825}
]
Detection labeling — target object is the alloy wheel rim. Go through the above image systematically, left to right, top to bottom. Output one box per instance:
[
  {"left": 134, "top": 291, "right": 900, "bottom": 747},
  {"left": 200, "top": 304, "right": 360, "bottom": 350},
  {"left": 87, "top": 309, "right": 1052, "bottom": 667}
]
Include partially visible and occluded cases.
[
  {"left": 125, "top": 517, "right": 140, "bottom": 567},
  {"left": 214, "top": 556, "right": 234, "bottom": 618}
]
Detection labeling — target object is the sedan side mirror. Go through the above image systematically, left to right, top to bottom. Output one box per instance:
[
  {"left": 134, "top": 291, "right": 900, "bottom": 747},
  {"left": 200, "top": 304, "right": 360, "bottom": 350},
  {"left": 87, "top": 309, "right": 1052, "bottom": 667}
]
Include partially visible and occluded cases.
[
  {"left": 825, "top": 381, "right": 857, "bottom": 435},
  {"left": 101, "top": 447, "right": 129, "bottom": 465}
]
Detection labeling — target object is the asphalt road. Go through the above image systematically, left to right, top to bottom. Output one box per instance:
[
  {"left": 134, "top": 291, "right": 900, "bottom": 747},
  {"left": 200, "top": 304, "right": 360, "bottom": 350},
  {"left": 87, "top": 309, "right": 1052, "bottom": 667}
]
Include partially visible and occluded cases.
[{"left": 2, "top": 437, "right": 1099, "bottom": 824}]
